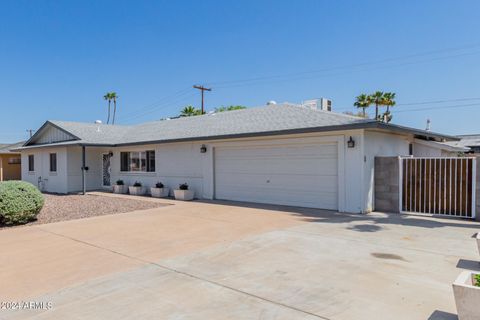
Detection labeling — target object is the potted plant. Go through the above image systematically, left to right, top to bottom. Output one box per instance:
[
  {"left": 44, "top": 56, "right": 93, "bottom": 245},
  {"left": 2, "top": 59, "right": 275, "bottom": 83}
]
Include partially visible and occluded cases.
[
  {"left": 113, "top": 180, "right": 128, "bottom": 194},
  {"left": 129, "top": 181, "right": 145, "bottom": 196},
  {"left": 150, "top": 181, "right": 169, "bottom": 198},
  {"left": 173, "top": 183, "right": 194, "bottom": 201},
  {"left": 453, "top": 271, "right": 480, "bottom": 320}
]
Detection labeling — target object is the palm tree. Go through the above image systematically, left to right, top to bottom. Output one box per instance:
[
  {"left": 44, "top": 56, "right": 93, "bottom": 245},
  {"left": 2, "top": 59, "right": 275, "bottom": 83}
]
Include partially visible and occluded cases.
[
  {"left": 370, "top": 91, "right": 386, "bottom": 120},
  {"left": 111, "top": 92, "right": 118, "bottom": 124},
  {"left": 382, "top": 92, "right": 396, "bottom": 123},
  {"left": 383, "top": 92, "right": 396, "bottom": 113},
  {"left": 103, "top": 93, "right": 112, "bottom": 124},
  {"left": 353, "top": 94, "right": 371, "bottom": 117},
  {"left": 180, "top": 105, "right": 202, "bottom": 117}
]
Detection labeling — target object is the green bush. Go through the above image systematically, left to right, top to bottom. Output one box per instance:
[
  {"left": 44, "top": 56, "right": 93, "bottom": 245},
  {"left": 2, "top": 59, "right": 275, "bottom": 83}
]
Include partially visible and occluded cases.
[{"left": 0, "top": 181, "right": 44, "bottom": 225}]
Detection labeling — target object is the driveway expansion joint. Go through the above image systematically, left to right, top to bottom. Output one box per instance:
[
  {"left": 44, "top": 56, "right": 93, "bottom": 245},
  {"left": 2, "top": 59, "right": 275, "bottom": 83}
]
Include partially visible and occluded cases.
[{"left": 35, "top": 226, "right": 331, "bottom": 320}]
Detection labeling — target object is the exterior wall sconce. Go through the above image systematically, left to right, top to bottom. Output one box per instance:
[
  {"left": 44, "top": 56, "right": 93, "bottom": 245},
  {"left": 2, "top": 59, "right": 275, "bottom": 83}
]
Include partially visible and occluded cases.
[
  {"left": 347, "top": 136, "right": 355, "bottom": 148},
  {"left": 200, "top": 145, "right": 207, "bottom": 153},
  {"left": 108, "top": 151, "right": 113, "bottom": 157}
]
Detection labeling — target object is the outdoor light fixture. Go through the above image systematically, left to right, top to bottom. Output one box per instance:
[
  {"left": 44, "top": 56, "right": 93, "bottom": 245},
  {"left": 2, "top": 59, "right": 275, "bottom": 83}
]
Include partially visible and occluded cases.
[
  {"left": 347, "top": 136, "right": 355, "bottom": 148},
  {"left": 200, "top": 145, "right": 207, "bottom": 153},
  {"left": 109, "top": 151, "right": 113, "bottom": 157}
]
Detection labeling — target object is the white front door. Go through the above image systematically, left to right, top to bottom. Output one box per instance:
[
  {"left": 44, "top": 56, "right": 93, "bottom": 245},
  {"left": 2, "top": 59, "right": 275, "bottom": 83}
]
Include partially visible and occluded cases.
[
  {"left": 214, "top": 140, "right": 339, "bottom": 210},
  {"left": 102, "top": 153, "right": 112, "bottom": 187}
]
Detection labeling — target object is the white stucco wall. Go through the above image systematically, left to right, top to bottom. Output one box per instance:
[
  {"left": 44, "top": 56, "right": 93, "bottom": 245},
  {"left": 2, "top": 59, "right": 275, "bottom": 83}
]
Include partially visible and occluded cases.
[
  {"left": 19, "top": 129, "right": 432, "bottom": 214},
  {"left": 363, "top": 130, "right": 411, "bottom": 212},
  {"left": 110, "top": 142, "right": 205, "bottom": 197},
  {"left": 66, "top": 146, "right": 107, "bottom": 192},
  {"left": 21, "top": 147, "right": 68, "bottom": 193}
]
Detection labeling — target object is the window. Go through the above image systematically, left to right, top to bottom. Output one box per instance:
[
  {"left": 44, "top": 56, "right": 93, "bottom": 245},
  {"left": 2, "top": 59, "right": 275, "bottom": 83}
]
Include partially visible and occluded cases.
[
  {"left": 409, "top": 143, "right": 413, "bottom": 156},
  {"left": 120, "top": 150, "right": 155, "bottom": 172},
  {"left": 146, "top": 150, "right": 155, "bottom": 172},
  {"left": 49, "top": 153, "right": 57, "bottom": 172},
  {"left": 28, "top": 155, "right": 34, "bottom": 172},
  {"left": 8, "top": 157, "right": 21, "bottom": 165}
]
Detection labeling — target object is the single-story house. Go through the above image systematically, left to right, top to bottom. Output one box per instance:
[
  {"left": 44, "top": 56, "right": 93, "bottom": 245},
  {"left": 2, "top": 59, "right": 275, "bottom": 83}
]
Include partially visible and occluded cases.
[
  {"left": 14, "top": 102, "right": 465, "bottom": 213},
  {"left": 444, "top": 134, "right": 480, "bottom": 154},
  {"left": 0, "top": 141, "right": 24, "bottom": 181}
]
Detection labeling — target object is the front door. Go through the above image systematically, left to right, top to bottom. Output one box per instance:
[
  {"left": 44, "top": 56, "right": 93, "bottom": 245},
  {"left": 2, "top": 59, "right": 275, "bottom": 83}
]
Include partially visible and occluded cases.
[{"left": 102, "top": 153, "right": 112, "bottom": 187}]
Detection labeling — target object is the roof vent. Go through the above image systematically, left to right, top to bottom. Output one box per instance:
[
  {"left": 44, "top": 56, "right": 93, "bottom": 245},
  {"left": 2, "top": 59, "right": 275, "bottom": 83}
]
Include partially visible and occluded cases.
[
  {"left": 267, "top": 100, "right": 277, "bottom": 105},
  {"left": 94, "top": 120, "right": 102, "bottom": 124}
]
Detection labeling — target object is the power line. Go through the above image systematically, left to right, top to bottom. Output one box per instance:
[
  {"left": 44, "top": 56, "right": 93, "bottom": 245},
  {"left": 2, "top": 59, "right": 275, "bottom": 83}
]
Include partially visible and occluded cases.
[
  {"left": 204, "top": 42, "right": 480, "bottom": 88},
  {"left": 115, "top": 87, "right": 193, "bottom": 121},
  {"left": 119, "top": 92, "right": 197, "bottom": 124},
  {"left": 396, "top": 97, "right": 480, "bottom": 106},
  {"left": 395, "top": 102, "right": 480, "bottom": 113}
]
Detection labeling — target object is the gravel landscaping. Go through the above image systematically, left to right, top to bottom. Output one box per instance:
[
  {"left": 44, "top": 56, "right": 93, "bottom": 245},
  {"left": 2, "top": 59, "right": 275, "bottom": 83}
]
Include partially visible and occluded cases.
[{"left": 1, "top": 193, "right": 167, "bottom": 228}]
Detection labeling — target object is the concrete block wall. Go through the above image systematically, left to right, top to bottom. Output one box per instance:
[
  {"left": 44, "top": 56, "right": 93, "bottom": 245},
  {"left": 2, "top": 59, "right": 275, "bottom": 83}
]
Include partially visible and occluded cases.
[{"left": 374, "top": 157, "right": 400, "bottom": 213}]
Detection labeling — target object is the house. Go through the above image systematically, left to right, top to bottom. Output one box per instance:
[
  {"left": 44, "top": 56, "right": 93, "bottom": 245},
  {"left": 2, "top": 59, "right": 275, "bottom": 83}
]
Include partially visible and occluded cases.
[
  {"left": 14, "top": 101, "right": 463, "bottom": 213},
  {"left": 443, "top": 134, "right": 480, "bottom": 154},
  {"left": 0, "top": 142, "right": 24, "bottom": 181}
]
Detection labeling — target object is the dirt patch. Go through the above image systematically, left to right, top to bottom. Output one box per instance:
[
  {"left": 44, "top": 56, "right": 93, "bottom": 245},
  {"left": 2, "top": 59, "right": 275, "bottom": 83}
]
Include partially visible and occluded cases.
[{"left": 1, "top": 193, "right": 167, "bottom": 228}]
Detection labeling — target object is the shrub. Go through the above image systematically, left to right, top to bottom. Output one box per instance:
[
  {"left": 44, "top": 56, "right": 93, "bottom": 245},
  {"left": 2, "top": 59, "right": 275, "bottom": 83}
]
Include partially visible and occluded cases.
[
  {"left": 116, "top": 180, "right": 124, "bottom": 185},
  {"left": 0, "top": 181, "right": 44, "bottom": 225},
  {"left": 133, "top": 181, "right": 142, "bottom": 187},
  {"left": 155, "top": 182, "right": 164, "bottom": 188},
  {"left": 179, "top": 183, "right": 189, "bottom": 190},
  {"left": 474, "top": 274, "right": 480, "bottom": 287}
]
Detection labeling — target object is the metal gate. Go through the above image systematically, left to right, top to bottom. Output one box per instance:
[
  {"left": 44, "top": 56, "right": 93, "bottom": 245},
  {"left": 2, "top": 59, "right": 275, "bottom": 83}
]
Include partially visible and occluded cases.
[{"left": 399, "top": 157, "right": 476, "bottom": 218}]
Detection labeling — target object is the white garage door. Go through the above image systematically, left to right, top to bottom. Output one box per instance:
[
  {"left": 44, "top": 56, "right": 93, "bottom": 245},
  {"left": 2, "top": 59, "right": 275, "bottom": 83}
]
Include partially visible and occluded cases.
[{"left": 214, "top": 141, "right": 339, "bottom": 210}]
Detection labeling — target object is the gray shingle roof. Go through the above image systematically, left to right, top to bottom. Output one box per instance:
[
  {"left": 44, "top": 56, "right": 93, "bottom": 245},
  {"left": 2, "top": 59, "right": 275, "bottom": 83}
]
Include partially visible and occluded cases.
[
  {"left": 20, "top": 103, "right": 458, "bottom": 148},
  {"left": 444, "top": 134, "right": 480, "bottom": 148},
  {"left": 0, "top": 141, "right": 25, "bottom": 153}
]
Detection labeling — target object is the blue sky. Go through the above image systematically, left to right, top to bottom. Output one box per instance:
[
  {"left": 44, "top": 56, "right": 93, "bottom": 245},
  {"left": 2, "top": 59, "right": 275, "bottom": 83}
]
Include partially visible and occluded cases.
[{"left": 1, "top": 0, "right": 479, "bottom": 142}]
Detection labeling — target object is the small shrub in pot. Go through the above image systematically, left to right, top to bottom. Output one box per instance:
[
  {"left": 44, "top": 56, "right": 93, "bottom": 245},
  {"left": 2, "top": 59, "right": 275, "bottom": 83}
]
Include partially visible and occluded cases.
[
  {"left": 113, "top": 180, "right": 128, "bottom": 194},
  {"left": 0, "top": 181, "right": 44, "bottom": 225},
  {"left": 129, "top": 181, "right": 145, "bottom": 196},
  {"left": 151, "top": 181, "right": 169, "bottom": 198},
  {"left": 174, "top": 183, "right": 194, "bottom": 201}
]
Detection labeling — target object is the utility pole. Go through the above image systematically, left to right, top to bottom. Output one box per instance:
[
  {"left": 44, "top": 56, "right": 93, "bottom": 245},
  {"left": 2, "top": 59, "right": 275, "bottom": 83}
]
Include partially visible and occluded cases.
[
  {"left": 193, "top": 85, "right": 212, "bottom": 114},
  {"left": 26, "top": 129, "right": 35, "bottom": 138}
]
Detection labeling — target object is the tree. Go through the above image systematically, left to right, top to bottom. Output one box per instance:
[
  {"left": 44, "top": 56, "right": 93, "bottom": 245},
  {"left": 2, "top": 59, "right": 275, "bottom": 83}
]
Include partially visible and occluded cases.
[
  {"left": 370, "top": 91, "right": 386, "bottom": 120},
  {"left": 110, "top": 92, "right": 118, "bottom": 124},
  {"left": 383, "top": 92, "right": 396, "bottom": 113},
  {"left": 103, "top": 93, "right": 112, "bottom": 124},
  {"left": 353, "top": 94, "right": 371, "bottom": 117},
  {"left": 180, "top": 105, "right": 202, "bottom": 117},
  {"left": 215, "top": 105, "right": 247, "bottom": 112}
]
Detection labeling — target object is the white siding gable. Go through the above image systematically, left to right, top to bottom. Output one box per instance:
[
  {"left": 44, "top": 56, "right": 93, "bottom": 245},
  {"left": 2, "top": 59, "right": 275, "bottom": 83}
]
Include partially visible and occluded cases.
[{"left": 30, "top": 125, "right": 77, "bottom": 145}]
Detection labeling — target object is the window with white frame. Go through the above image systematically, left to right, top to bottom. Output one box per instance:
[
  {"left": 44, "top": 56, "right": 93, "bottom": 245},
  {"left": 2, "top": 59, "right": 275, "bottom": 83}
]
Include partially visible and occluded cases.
[{"left": 120, "top": 150, "right": 155, "bottom": 172}]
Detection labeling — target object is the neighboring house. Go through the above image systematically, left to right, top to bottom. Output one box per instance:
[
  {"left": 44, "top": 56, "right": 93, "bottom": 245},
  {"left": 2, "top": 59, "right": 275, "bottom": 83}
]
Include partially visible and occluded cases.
[
  {"left": 14, "top": 102, "right": 461, "bottom": 213},
  {"left": 443, "top": 134, "right": 480, "bottom": 154},
  {"left": 0, "top": 141, "right": 24, "bottom": 181}
]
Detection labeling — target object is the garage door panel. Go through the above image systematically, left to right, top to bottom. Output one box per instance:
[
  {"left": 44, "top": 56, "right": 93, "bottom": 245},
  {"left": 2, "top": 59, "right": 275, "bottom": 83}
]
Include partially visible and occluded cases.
[
  {"left": 214, "top": 141, "right": 339, "bottom": 210},
  {"left": 215, "top": 144, "right": 337, "bottom": 159},
  {"left": 216, "top": 158, "right": 337, "bottom": 176},
  {"left": 216, "top": 173, "right": 337, "bottom": 193},
  {"left": 216, "top": 186, "right": 338, "bottom": 209}
]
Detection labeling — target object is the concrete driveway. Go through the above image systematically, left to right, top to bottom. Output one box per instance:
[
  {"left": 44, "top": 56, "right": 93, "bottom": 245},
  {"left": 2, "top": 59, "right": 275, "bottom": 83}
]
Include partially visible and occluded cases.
[{"left": 1, "top": 194, "right": 479, "bottom": 320}]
